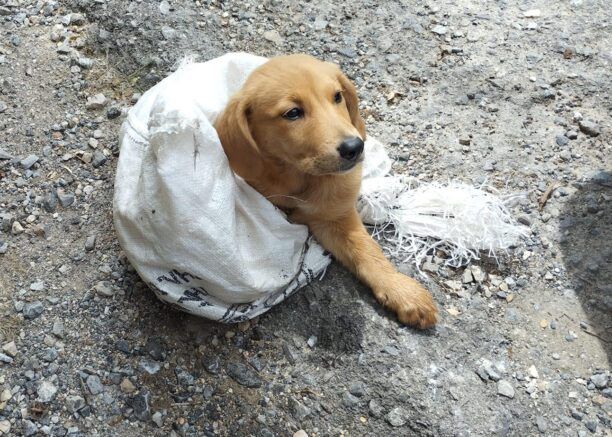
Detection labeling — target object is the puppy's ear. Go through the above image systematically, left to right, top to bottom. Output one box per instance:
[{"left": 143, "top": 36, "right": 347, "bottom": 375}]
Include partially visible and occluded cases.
[
  {"left": 338, "top": 72, "right": 366, "bottom": 140},
  {"left": 215, "top": 95, "right": 262, "bottom": 181}
]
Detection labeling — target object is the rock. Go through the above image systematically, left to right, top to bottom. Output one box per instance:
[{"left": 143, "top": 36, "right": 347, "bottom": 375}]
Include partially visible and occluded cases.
[
  {"left": 159, "top": 0, "right": 170, "bottom": 14},
  {"left": 523, "top": 9, "right": 541, "bottom": 18},
  {"left": 431, "top": 25, "right": 447, "bottom": 35},
  {"left": 161, "top": 26, "right": 177, "bottom": 40},
  {"left": 263, "top": 30, "right": 283, "bottom": 45},
  {"left": 77, "top": 57, "right": 93, "bottom": 69},
  {"left": 86, "top": 93, "right": 107, "bottom": 110},
  {"left": 0, "top": 101, "right": 7, "bottom": 114},
  {"left": 107, "top": 106, "right": 121, "bottom": 119},
  {"left": 578, "top": 120, "right": 600, "bottom": 137},
  {"left": 566, "top": 130, "right": 578, "bottom": 140},
  {"left": 555, "top": 135, "right": 569, "bottom": 146},
  {"left": 0, "top": 147, "right": 13, "bottom": 159},
  {"left": 92, "top": 150, "right": 107, "bottom": 168},
  {"left": 20, "top": 154, "right": 39, "bottom": 169},
  {"left": 483, "top": 161, "right": 495, "bottom": 171},
  {"left": 56, "top": 189, "right": 75, "bottom": 207},
  {"left": 11, "top": 221, "right": 24, "bottom": 235},
  {"left": 85, "top": 235, "right": 96, "bottom": 251},
  {"left": 470, "top": 266, "right": 486, "bottom": 283},
  {"left": 462, "top": 268, "right": 474, "bottom": 283},
  {"left": 30, "top": 281, "right": 44, "bottom": 291},
  {"left": 94, "top": 282, "right": 113, "bottom": 297},
  {"left": 23, "top": 301, "right": 44, "bottom": 319},
  {"left": 52, "top": 319, "right": 64, "bottom": 338},
  {"left": 145, "top": 337, "right": 165, "bottom": 361},
  {"left": 2, "top": 341, "right": 18, "bottom": 357},
  {"left": 0, "top": 353, "right": 13, "bottom": 364},
  {"left": 203, "top": 355, "right": 220, "bottom": 374},
  {"left": 139, "top": 359, "right": 161, "bottom": 374},
  {"left": 227, "top": 363, "right": 262, "bottom": 388},
  {"left": 527, "top": 365, "right": 539, "bottom": 379},
  {"left": 590, "top": 373, "right": 608, "bottom": 389},
  {"left": 86, "top": 374, "right": 104, "bottom": 395},
  {"left": 120, "top": 378, "right": 137, "bottom": 393},
  {"left": 38, "top": 380, "right": 58, "bottom": 402},
  {"left": 497, "top": 380, "right": 515, "bottom": 398},
  {"left": 349, "top": 381, "right": 367, "bottom": 397},
  {"left": 0, "top": 389, "right": 11, "bottom": 402},
  {"left": 129, "top": 392, "right": 151, "bottom": 421},
  {"left": 342, "top": 392, "right": 361, "bottom": 407},
  {"left": 66, "top": 395, "right": 85, "bottom": 413},
  {"left": 290, "top": 397, "right": 311, "bottom": 421},
  {"left": 369, "top": 399, "right": 384, "bottom": 418},
  {"left": 385, "top": 407, "right": 408, "bottom": 427},
  {"left": 152, "top": 411, "right": 163, "bottom": 427},
  {"left": 535, "top": 416, "right": 548, "bottom": 433},
  {"left": 0, "top": 420, "right": 10, "bottom": 435},
  {"left": 22, "top": 420, "right": 37, "bottom": 436},
  {"left": 584, "top": 420, "right": 597, "bottom": 433},
  {"left": 293, "top": 431, "right": 308, "bottom": 437}
]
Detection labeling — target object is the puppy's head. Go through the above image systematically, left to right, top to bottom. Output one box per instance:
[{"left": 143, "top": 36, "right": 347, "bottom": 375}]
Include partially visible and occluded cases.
[{"left": 216, "top": 54, "right": 366, "bottom": 177}]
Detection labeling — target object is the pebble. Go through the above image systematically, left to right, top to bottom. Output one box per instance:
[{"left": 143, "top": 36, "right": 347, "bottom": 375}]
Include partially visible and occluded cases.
[
  {"left": 523, "top": 9, "right": 541, "bottom": 18},
  {"left": 431, "top": 25, "right": 447, "bottom": 35},
  {"left": 161, "top": 26, "right": 177, "bottom": 40},
  {"left": 263, "top": 30, "right": 283, "bottom": 45},
  {"left": 86, "top": 93, "right": 107, "bottom": 110},
  {"left": 107, "top": 106, "right": 121, "bottom": 119},
  {"left": 578, "top": 120, "right": 600, "bottom": 137},
  {"left": 566, "top": 130, "right": 578, "bottom": 139},
  {"left": 555, "top": 135, "right": 569, "bottom": 146},
  {"left": 0, "top": 147, "right": 13, "bottom": 160},
  {"left": 92, "top": 150, "right": 107, "bottom": 168},
  {"left": 20, "top": 154, "right": 39, "bottom": 169},
  {"left": 56, "top": 189, "right": 75, "bottom": 207},
  {"left": 85, "top": 235, "right": 97, "bottom": 251},
  {"left": 30, "top": 281, "right": 44, "bottom": 291},
  {"left": 94, "top": 282, "right": 114, "bottom": 297},
  {"left": 23, "top": 301, "right": 44, "bottom": 319},
  {"left": 2, "top": 341, "right": 18, "bottom": 357},
  {"left": 0, "top": 353, "right": 13, "bottom": 364},
  {"left": 203, "top": 355, "right": 220, "bottom": 374},
  {"left": 139, "top": 359, "right": 161, "bottom": 374},
  {"left": 227, "top": 363, "right": 262, "bottom": 388},
  {"left": 528, "top": 365, "right": 539, "bottom": 379},
  {"left": 590, "top": 373, "right": 608, "bottom": 389},
  {"left": 86, "top": 374, "right": 104, "bottom": 395},
  {"left": 120, "top": 378, "right": 137, "bottom": 393},
  {"left": 37, "top": 380, "right": 58, "bottom": 402},
  {"left": 497, "top": 380, "right": 515, "bottom": 398},
  {"left": 349, "top": 381, "right": 367, "bottom": 397},
  {"left": 0, "top": 389, "right": 10, "bottom": 402},
  {"left": 129, "top": 392, "right": 151, "bottom": 421},
  {"left": 342, "top": 392, "right": 361, "bottom": 407},
  {"left": 66, "top": 395, "right": 85, "bottom": 413},
  {"left": 290, "top": 397, "right": 311, "bottom": 421},
  {"left": 369, "top": 399, "right": 384, "bottom": 418},
  {"left": 385, "top": 407, "right": 408, "bottom": 427},
  {"left": 152, "top": 411, "right": 163, "bottom": 427},
  {"left": 535, "top": 416, "right": 548, "bottom": 432},
  {"left": 22, "top": 420, "right": 37, "bottom": 436},
  {"left": 0, "top": 421, "right": 10, "bottom": 435},
  {"left": 584, "top": 421, "right": 597, "bottom": 433},
  {"left": 293, "top": 431, "right": 308, "bottom": 437}
]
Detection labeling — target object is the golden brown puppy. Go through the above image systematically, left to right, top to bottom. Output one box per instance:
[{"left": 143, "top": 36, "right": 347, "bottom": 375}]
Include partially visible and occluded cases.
[{"left": 215, "top": 54, "right": 437, "bottom": 328}]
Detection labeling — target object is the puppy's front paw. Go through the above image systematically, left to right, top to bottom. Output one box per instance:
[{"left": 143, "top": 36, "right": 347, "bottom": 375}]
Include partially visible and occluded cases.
[{"left": 374, "top": 274, "right": 438, "bottom": 329}]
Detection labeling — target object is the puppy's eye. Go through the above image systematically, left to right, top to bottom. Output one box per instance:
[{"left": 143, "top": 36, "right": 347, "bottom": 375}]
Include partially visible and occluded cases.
[
  {"left": 334, "top": 91, "right": 343, "bottom": 104},
  {"left": 282, "top": 107, "right": 303, "bottom": 121}
]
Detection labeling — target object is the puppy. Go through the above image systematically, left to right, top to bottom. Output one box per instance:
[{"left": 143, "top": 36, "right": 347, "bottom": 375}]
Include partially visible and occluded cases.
[{"left": 215, "top": 54, "right": 437, "bottom": 328}]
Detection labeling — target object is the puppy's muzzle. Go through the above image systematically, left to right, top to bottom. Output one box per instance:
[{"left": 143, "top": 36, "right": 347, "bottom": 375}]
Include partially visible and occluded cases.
[{"left": 337, "top": 137, "right": 364, "bottom": 163}]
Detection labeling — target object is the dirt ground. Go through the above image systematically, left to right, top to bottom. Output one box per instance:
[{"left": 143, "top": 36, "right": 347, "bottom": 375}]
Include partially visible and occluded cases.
[{"left": 0, "top": 0, "right": 610, "bottom": 436}]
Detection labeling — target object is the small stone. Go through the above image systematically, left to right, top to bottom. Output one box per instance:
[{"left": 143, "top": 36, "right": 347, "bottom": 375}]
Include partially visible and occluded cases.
[
  {"left": 159, "top": 0, "right": 170, "bottom": 14},
  {"left": 523, "top": 9, "right": 541, "bottom": 18},
  {"left": 431, "top": 25, "right": 447, "bottom": 35},
  {"left": 161, "top": 26, "right": 177, "bottom": 40},
  {"left": 261, "top": 31, "right": 282, "bottom": 46},
  {"left": 77, "top": 57, "right": 93, "bottom": 69},
  {"left": 86, "top": 93, "right": 107, "bottom": 110},
  {"left": 106, "top": 106, "right": 121, "bottom": 119},
  {"left": 578, "top": 120, "right": 600, "bottom": 137},
  {"left": 566, "top": 130, "right": 578, "bottom": 139},
  {"left": 555, "top": 135, "right": 569, "bottom": 146},
  {"left": 0, "top": 147, "right": 13, "bottom": 160},
  {"left": 92, "top": 150, "right": 107, "bottom": 168},
  {"left": 20, "top": 154, "right": 39, "bottom": 169},
  {"left": 483, "top": 161, "right": 495, "bottom": 171},
  {"left": 56, "top": 189, "right": 75, "bottom": 207},
  {"left": 11, "top": 221, "right": 24, "bottom": 235},
  {"left": 85, "top": 235, "right": 96, "bottom": 251},
  {"left": 462, "top": 268, "right": 474, "bottom": 283},
  {"left": 544, "top": 272, "right": 554, "bottom": 281},
  {"left": 30, "top": 281, "right": 44, "bottom": 291},
  {"left": 94, "top": 282, "right": 113, "bottom": 297},
  {"left": 23, "top": 301, "right": 44, "bottom": 319},
  {"left": 307, "top": 335, "right": 317, "bottom": 348},
  {"left": 2, "top": 341, "right": 18, "bottom": 357},
  {"left": 0, "top": 353, "right": 13, "bottom": 364},
  {"left": 552, "top": 353, "right": 561, "bottom": 360},
  {"left": 203, "top": 355, "right": 220, "bottom": 374},
  {"left": 139, "top": 359, "right": 161, "bottom": 374},
  {"left": 227, "top": 363, "right": 262, "bottom": 388},
  {"left": 528, "top": 365, "right": 539, "bottom": 379},
  {"left": 590, "top": 373, "right": 608, "bottom": 389},
  {"left": 86, "top": 374, "right": 104, "bottom": 395},
  {"left": 120, "top": 378, "right": 137, "bottom": 393},
  {"left": 37, "top": 380, "right": 58, "bottom": 402},
  {"left": 497, "top": 380, "right": 515, "bottom": 398},
  {"left": 349, "top": 381, "right": 367, "bottom": 397},
  {"left": 129, "top": 392, "right": 151, "bottom": 421},
  {"left": 342, "top": 392, "right": 361, "bottom": 407},
  {"left": 66, "top": 395, "right": 85, "bottom": 413},
  {"left": 290, "top": 397, "right": 311, "bottom": 421},
  {"left": 369, "top": 399, "right": 384, "bottom": 418},
  {"left": 385, "top": 407, "right": 408, "bottom": 427},
  {"left": 571, "top": 408, "right": 584, "bottom": 420},
  {"left": 152, "top": 411, "right": 163, "bottom": 427},
  {"left": 535, "top": 416, "right": 548, "bottom": 433},
  {"left": 0, "top": 420, "right": 10, "bottom": 435},
  {"left": 22, "top": 420, "right": 37, "bottom": 436},
  {"left": 584, "top": 421, "right": 597, "bottom": 433},
  {"left": 293, "top": 431, "right": 308, "bottom": 437}
]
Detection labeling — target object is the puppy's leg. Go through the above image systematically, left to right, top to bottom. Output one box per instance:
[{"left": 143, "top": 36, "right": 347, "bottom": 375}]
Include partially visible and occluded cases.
[{"left": 303, "top": 210, "right": 438, "bottom": 328}]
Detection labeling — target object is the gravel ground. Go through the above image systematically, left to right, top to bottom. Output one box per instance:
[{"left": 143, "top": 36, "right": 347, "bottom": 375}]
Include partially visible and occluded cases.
[{"left": 0, "top": 0, "right": 610, "bottom": 436}]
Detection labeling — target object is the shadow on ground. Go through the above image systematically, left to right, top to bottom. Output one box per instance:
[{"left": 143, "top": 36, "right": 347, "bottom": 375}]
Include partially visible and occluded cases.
[{"left": 559, "top": 170, "right": 612, "bottom": 364}]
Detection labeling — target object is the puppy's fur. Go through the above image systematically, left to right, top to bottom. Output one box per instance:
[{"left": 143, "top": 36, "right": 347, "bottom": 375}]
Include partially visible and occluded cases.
[{"left": 215, "top": 54, "right": 437, "bottom": 328}]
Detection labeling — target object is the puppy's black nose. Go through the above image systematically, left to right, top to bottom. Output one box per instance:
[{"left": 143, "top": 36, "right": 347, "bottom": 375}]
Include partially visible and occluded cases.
[{"left": 337, "top": 137, "right": 364, "bottom": 161}]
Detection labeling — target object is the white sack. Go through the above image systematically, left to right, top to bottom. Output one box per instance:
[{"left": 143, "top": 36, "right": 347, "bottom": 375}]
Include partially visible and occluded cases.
[{"left": 114, "top": 52, "right": 527, "bottom": 323}]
